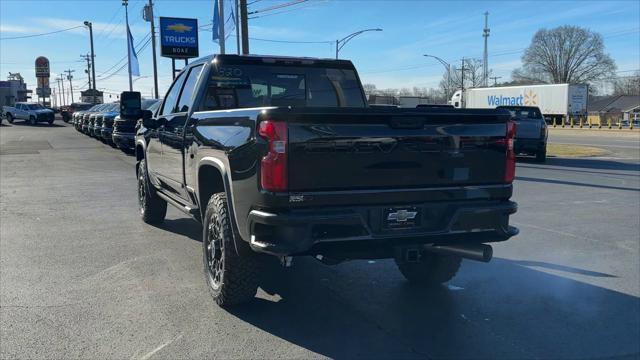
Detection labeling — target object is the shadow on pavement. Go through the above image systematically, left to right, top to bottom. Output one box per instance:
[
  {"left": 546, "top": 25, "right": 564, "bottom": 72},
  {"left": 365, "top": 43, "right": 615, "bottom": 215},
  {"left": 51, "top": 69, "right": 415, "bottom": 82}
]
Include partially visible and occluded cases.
[
  {"left": 8, "top": 121, "right": 66, "bottom": 128},
  {"left": 544, "top": 157, "right": 639, "bottom": 171},
  {"left": 518, "top": 163, "right": 640, "bottom": 177},
  {"left": 516, "top": 175, "right": 640, "bottom": 192},
  {"left": 148, "top": 194, "right": 638, "bottom": 358},
  {"left": 156, "top": 218, "right": 202, "bottom": 242},
  {"left": 225, "top": 257, "right": 639, "bottom": 359},
  {"left": 510, "top": 260, "right": 617, "bottom": 278}
]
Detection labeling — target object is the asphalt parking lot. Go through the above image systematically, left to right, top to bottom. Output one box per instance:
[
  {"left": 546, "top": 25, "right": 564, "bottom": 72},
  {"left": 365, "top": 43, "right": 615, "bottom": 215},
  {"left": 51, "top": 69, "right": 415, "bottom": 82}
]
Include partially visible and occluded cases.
[{"left": 1, "top": 121, "right": 639, "bottom": 359}]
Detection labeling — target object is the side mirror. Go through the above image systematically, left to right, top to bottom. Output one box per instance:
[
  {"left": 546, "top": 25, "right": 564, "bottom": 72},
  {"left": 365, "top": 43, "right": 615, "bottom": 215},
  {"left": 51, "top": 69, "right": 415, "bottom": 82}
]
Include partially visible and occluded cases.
[
  {"left": 120, "top": 91, "right": 142, "bottom": 119},
  {"left": 142, "top": 111, "right": 164, "bottom": 129}
]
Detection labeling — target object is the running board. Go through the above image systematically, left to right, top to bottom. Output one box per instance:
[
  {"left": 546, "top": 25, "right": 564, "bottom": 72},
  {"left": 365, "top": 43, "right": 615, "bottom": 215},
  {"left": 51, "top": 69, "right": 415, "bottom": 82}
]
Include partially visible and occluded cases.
[{"left": 155, "top": 191, "right": 200, "bottom": 221}]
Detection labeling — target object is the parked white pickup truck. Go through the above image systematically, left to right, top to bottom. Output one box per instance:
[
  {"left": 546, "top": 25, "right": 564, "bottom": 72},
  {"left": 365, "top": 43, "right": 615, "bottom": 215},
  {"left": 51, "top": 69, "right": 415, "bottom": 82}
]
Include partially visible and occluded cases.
[{"left": 3, "top": 102, "right": 55, "bottom": 125}]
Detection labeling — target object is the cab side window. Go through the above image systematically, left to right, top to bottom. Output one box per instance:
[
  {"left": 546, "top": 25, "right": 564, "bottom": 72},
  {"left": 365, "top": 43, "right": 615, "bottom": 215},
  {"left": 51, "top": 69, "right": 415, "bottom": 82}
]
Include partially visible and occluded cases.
[
  {"left": 176, "top": 65, "right": 204, "bottom": 113},
  {"left": 160, "top": 71, "right": 188, "bottom": 116}
]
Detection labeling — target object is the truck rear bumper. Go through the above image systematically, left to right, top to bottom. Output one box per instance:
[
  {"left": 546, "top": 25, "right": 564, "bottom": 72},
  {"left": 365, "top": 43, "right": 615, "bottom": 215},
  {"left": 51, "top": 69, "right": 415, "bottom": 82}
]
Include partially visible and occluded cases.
[
  {"left": 515, "top": 138, "right": 546, "bottom": 154},
  {"left": 247, "top": 200, "right": 518, "bottom": 257}
]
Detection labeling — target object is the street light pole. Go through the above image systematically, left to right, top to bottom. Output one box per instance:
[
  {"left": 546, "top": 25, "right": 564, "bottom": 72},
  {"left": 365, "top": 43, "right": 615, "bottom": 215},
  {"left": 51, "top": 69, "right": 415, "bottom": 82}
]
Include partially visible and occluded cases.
[
  {"left": 84, "top": 21, "right": 97, "bottom": 104},
  {"left": 335, "top": 28, "right": 382, "bottom": 59},
  {"left": 423, "top": 54, "right": 451, "bottom": 100}
]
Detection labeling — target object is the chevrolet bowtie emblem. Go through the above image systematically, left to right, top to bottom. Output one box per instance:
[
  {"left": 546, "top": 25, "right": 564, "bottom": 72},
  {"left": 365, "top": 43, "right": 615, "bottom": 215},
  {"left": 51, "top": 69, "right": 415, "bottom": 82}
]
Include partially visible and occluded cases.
[
  {"left": 167, "top": 24, "right": 193, "bottom": 33},
  {"left": 387, "top": 209, "right": 418, "bottom": 222}
]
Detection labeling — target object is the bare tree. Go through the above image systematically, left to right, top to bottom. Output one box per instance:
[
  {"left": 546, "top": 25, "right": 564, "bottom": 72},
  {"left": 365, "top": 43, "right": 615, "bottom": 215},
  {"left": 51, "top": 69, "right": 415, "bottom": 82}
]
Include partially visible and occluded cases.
[
  {"left": 512, "top": 26, "right": 616, "bottom": 84},
  {"left": 438, "top": 58, "right": 487, "bottom": 96},
  {"left": 613, "top": 72, "right": 640, "bottom": 96},
  {"left": 362, "top": 83, "right": 378, "bottom": 96}
]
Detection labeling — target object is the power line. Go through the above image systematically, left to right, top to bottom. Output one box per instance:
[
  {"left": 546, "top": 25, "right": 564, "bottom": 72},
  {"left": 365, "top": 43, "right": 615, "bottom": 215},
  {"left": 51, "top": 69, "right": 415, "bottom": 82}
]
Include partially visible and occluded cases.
[
  {"left": 248, "top": 0, "right": 308, "bottom": 15},
  {"left": 249, "top": 0, "right": 324, "bottom": 19},
  {"left": 95, "top": 6, "right": 124, "bottom": 39},
  {"left": 0, "top": 25, "right": 84, "bottom": 40},
  {"left": 96, "top": 32, "right": 151, "bottom": 77},
  {"left": 98, "top": 36, "right": 152, "bottom": 81},
  {"left": 249, "top": 36, "right": 332, "bottom": 44}
]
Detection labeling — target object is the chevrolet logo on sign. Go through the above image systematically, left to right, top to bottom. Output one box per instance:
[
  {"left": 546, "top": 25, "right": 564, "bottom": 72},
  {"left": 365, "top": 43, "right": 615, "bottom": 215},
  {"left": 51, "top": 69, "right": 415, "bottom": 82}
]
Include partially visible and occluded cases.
[{"left": 167, "top": 24, "right": 193, "bottom": 33}]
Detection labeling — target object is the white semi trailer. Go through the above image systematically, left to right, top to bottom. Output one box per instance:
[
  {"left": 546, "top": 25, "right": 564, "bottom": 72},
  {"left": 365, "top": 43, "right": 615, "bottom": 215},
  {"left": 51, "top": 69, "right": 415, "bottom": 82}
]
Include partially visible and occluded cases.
[{"left": 450, "top": 83, "right": 588, "bottom": 122}]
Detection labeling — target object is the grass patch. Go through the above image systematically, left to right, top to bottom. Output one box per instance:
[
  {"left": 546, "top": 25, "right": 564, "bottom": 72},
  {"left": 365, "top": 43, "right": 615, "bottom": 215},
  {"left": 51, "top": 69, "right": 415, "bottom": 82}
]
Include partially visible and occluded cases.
[{"left": 547, "top": 143, "right": 610, "bottom": 157}]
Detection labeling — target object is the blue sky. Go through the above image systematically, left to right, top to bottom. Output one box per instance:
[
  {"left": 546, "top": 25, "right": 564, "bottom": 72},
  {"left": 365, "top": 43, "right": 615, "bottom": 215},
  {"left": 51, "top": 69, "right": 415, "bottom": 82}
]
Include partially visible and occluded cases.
[{"left": 1, "top": 0, "right": 638, "bottom": 101}]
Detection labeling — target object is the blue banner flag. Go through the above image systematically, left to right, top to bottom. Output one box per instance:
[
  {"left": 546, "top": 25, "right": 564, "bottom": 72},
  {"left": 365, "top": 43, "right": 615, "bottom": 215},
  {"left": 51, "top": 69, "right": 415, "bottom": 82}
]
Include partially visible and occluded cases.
[
  {"left": 212, "top": 0, "right": 236, "bottom": 43},
  {"left": 127, "top": 25, "right": 140, "bottom": 76}
]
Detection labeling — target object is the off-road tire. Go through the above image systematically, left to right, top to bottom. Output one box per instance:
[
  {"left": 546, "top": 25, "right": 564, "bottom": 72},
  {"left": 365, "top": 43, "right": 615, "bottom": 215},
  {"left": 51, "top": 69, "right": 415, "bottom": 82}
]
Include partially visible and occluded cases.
[
  {"left": 6, "top": 113, "right": 14, "bottom": 124},
  {"left": 535, "top": 148, "right": 547, "bottom": 163},
  {"left": 137, "top": 159, "right": 167, "bottom": 224},
  {"left": 203, "top": 193, "right": 260, "bottom": 307},
  {"left": 395, "top": 252, "right": 462, "bottom": 285}
]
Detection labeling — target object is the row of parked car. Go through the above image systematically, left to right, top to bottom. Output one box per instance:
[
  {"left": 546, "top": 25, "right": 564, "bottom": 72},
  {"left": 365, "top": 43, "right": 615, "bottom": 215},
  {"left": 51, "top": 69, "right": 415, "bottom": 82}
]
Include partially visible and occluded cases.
[{"left": 70, "top": 99, "right": 160, "bottom": 153}]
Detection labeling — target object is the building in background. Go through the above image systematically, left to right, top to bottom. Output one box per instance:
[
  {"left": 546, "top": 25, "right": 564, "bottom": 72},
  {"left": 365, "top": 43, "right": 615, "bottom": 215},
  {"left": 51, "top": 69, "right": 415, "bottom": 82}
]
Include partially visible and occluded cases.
[
  {"left": 0, "top": 73, "right": 32, "bottom": 108},
  {"left": 80, "top": 89, "right": 104, "bottom": 104},
  {"left": 587, "top": 95, "right": 640, "bottom": 125},
  {"left": 398, "top": 96, "right": 431, "bottom": 108}
]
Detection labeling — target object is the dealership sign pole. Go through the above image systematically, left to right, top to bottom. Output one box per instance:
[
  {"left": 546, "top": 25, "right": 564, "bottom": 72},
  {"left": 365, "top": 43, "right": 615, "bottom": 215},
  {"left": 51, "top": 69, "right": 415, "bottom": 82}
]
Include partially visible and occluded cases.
[
  {"left": 159, "top": 17, "right": 199, "bottom": 79},
  {"left": 35, "top": 56, "right": 51, "bottom": 106}
]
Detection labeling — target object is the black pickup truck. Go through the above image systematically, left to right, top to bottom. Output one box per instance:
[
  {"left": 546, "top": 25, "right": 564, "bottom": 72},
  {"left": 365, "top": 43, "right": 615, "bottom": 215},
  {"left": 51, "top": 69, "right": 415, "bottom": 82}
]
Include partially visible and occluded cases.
[{"left": 131, "top": 54, "right": 518, "bottom": 307}]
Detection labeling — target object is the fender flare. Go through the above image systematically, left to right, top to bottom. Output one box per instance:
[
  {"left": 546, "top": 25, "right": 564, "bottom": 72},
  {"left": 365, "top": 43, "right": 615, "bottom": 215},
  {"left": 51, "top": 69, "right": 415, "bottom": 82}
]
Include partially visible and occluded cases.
[{"left": 196, "top": 157, "right": 245, "bottom": 254}]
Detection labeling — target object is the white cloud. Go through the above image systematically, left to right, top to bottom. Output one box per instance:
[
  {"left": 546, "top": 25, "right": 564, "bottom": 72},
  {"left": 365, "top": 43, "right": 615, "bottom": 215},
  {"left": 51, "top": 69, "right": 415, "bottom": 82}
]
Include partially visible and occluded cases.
[{"left": 0, "top": 24, "right": 37, "bottom": 34}]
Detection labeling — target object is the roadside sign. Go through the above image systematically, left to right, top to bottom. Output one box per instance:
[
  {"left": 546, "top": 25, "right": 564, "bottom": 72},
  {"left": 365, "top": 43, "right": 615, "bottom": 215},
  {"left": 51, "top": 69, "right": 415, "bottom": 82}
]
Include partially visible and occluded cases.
[
  {"left": 159, "top": 17, "right": 199, "bottom": 59},
  {"left": 35, "top": 56, "right": 50, "bottom": 78},
  {"left": 36, "top": 87, "right": 51, "bottom": 97}
]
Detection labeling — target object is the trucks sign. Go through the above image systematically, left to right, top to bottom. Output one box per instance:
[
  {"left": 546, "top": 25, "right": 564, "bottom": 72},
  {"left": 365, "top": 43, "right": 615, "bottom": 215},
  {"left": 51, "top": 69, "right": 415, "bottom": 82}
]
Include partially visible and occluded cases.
[{"left": 159, "top": 17, "right": 199, "bottom": 59}]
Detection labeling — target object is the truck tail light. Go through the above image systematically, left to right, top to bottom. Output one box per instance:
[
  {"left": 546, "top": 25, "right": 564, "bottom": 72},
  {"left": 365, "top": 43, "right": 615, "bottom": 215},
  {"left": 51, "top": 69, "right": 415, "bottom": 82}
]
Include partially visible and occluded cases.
[
  {"left": 258, "top": 120, "right": 288, "bottom": 192},
  {"left": 504, "top": 120, "right": 517, "bottom": 183},
  {"left": 540, "top": 123, "right": 547, "bottom": 138}
]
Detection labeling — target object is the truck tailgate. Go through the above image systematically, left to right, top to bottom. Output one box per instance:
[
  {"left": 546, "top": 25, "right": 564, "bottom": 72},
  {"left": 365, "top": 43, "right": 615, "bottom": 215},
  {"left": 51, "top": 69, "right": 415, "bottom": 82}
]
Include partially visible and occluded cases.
[
  {"left": 283, "top": 108, "right": 510, "bottom": 191},
  {"left": 514, "top": 119, "right": 541, "bottom": 139}
]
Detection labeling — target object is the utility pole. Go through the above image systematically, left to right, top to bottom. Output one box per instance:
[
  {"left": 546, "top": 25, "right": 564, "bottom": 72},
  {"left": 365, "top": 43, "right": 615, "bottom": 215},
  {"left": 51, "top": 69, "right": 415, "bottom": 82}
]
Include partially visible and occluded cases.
[
  {"left": 123, "top": 0, "right": 133, "bottom": 91},
  {"left": 144, "top": 0, "right": 159, "bottom": 99},
  {"left": 218, "top": 0, "right": 226, "bottom": 54},
  {"left": 235, "top": 0, "right": 240, "bottom": 54},
  {"left": 240, "top": 0, "right": 249, "bottom": 54},
  {"left": 482, "top": 11, "right": 490, "bottom": 87},
  {"left": 84, "top": 21, "right": 97, "bottom": 104},
  {"left": 81, "top": 54, "right": 92, "bottom": 90},
  {"left": 460, "top": 57, "right": 466, "bottom": 93},
  {"left": 460, "top": 58, "right": 466, "bottom": 107},
  {"left": 65, "top": 69, "right": 75, "bottom": 103},
  {"left": 58, "top": 75, "right": 66, "bottom": 106},
  {"left": 490, "top": 76, "right": 501, "bottom": 86},
  {"left": 56, "top": 77, "right": 62, "bottom": 107}
]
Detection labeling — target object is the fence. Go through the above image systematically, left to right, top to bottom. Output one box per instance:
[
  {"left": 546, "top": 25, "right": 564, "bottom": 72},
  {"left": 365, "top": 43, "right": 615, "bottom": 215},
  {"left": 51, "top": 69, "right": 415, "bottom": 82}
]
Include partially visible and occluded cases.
[{"left": 551, "top": 113, "right": 639, "bottom": 130}]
